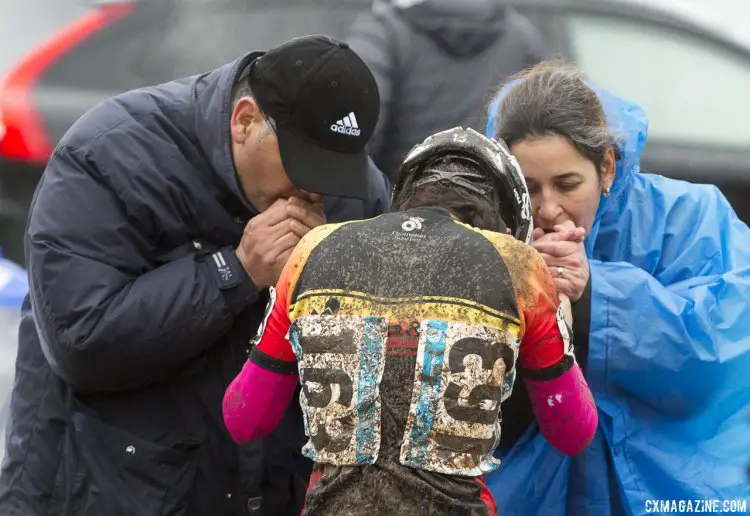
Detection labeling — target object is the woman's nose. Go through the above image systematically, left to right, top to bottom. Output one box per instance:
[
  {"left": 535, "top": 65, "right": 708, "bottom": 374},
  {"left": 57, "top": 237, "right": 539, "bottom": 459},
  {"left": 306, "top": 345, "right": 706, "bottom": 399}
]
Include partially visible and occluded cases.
[{"left": 535, "top": 193, "right": 562, "bottom": 224}]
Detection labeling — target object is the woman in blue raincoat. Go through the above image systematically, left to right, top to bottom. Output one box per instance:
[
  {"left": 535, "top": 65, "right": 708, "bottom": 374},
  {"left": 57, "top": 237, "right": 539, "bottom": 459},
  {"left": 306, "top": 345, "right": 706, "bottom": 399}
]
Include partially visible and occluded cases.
[{"left": 484, "top": 61, "right": 750, "bottom": 515}]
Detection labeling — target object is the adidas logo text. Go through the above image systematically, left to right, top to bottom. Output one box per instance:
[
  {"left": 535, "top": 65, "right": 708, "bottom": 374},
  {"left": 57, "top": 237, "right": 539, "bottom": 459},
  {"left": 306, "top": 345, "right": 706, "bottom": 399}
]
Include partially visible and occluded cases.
[{"left": 331, "top": 112, "right": 361, "bottom": 136}]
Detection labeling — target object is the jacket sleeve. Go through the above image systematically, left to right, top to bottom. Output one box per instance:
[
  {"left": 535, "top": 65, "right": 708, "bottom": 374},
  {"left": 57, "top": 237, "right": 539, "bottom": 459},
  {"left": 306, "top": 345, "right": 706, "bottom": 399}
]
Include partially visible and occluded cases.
[
  {"left": 347, "top": 7, "right": 397, "bottom": 172},
  {"left": 27, "top": 145, "right": 259, "bottom": 393},
  {"left": 590, "top": 185, "right": 750, "bottom": 417}
]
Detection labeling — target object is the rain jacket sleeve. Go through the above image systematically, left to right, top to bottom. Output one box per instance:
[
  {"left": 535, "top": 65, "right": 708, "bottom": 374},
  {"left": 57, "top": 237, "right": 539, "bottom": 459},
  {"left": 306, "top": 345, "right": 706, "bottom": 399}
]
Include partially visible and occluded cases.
[
  {"left": 26, "top": 144, "right": 259, "bottom": 394},
  {"left": 580, "top": 176, "right": 750, "bottom": 511},
  {"left": 589, "top": 180, "right": 750, "bottom": 417}
]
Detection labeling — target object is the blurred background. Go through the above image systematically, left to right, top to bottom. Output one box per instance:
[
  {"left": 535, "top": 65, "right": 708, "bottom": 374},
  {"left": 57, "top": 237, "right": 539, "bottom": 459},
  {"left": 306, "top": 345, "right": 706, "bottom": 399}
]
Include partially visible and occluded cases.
[{"left": 0, "top": 0, "right": 748, "bottom": 459}]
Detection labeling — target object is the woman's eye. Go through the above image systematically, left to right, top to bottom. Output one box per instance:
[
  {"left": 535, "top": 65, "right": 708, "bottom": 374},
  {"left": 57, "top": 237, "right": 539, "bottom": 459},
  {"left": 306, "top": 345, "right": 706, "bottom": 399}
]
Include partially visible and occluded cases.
[{"left": 558, "top": 182, "right": 581, "bottom": 192}]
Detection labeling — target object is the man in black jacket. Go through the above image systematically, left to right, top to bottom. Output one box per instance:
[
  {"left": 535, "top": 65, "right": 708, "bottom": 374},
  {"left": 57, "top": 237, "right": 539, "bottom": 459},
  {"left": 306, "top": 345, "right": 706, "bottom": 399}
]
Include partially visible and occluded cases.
[
  {"left": 348, "top": 0, "right": 546, "bottom": 182},
  {"left": 0, "top": 35, "right": 389, "bottom": 516}
]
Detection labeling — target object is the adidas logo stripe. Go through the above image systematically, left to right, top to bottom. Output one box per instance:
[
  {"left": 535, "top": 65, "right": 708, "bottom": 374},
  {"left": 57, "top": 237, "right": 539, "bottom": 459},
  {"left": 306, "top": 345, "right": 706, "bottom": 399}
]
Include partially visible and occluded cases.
[
  {"left": 330, "top": 112, "right": 361, "bottom": 136},
  {"left": 337, "top": 112, "right": 358, "bottom": 129}
]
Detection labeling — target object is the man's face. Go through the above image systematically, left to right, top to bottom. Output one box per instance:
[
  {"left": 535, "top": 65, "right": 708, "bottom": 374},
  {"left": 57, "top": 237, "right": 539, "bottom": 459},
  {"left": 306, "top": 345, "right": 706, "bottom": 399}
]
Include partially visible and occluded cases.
[{"left": 230, "top": 97, "right": 319, "bottom": 212}]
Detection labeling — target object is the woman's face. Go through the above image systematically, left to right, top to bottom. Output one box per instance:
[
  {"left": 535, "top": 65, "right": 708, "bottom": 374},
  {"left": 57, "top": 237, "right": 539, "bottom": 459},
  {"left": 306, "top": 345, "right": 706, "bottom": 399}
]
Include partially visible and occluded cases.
[{"left": 510, "top": 135, "right": 615, "bottom": 234}]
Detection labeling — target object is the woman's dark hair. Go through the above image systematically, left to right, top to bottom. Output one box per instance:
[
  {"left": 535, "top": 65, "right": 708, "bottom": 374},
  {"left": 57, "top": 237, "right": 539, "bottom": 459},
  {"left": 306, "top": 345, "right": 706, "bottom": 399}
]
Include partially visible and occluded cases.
[
  {"left": 493, "top": 60, "right": 619, "bottom": 176},
  {"left": 391, "top": 158, "right": 511, "bottom": 232}
]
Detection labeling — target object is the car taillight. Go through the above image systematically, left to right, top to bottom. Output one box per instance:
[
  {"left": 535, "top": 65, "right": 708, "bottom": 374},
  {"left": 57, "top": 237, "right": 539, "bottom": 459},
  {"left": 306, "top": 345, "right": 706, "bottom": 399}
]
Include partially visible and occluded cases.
[{"left": 0, "top": 2, "right": 134, "bottom": 163}]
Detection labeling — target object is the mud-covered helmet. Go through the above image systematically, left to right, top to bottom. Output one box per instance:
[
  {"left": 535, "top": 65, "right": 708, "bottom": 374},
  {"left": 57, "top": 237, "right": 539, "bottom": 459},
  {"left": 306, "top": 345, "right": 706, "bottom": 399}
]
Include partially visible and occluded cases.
[{"left": 391, "top": 127, "right": 533, "bottom": 243}]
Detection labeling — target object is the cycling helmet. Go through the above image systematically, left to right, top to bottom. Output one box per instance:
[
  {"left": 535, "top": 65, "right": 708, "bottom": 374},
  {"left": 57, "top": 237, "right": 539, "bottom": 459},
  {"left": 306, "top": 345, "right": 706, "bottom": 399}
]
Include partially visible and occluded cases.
[{"left": 391, "top": 127, "right": 533, "bottom": 243}]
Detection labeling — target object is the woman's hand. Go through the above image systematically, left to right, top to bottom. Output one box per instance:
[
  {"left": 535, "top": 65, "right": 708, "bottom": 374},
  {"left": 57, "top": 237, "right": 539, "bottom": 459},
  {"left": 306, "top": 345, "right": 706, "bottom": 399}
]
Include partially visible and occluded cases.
[{"left": 532, "top": 222, "right": 590, "bottom": 303}]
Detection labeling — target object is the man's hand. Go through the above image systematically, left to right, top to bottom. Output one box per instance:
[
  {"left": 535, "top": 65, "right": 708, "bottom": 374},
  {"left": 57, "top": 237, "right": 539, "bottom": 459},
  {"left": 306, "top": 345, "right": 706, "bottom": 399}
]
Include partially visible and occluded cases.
[
  {"left": 235, "top": 197, "right": 325, "bottom": 289},
  {"left": 532, "top": 221, "right": 589, "bottom": 303}
]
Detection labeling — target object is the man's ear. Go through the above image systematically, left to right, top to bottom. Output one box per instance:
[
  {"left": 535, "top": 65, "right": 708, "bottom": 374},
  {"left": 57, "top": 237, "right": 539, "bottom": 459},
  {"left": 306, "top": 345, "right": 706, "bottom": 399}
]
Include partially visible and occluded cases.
[{"left": 230, "top": 96, "right": 261, "bottom": 144}]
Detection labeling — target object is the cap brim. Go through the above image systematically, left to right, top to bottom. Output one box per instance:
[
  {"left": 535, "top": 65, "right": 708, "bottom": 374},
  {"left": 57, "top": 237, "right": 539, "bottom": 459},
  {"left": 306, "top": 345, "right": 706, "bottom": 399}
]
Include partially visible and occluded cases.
[{"left": 276, "top": 126, "right": 370, "bottom": 200}]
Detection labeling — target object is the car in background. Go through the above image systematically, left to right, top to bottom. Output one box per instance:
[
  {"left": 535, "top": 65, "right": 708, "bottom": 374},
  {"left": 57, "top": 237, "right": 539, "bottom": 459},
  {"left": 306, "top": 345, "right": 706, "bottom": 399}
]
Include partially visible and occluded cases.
[
  {"left": 0, "top": 0, "right": 92, "bottom": 265},
  {"left": 1, "top": 0, "right": 749, "bottom": 265}
]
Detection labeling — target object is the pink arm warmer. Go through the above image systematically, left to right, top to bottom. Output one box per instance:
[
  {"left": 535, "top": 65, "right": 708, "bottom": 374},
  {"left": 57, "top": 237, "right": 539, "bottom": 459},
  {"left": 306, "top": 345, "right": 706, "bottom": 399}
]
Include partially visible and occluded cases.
[
  {"left": 223, "top": 358, "right": 299, "bottom": 443},
  {"left": 524, "top": 362, "right": 598, "bottom": 456}
]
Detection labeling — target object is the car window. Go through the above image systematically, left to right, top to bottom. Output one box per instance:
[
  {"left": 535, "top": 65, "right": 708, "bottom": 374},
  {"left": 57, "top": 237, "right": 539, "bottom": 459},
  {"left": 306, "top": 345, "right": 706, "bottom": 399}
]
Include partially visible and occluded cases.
[
  {"left": 43, "top": 0, "right": 370, "bottom": 91},
  {"left": 134, "top": 0, "right": 370, "bottom": 82},
  {"left": 566, "top": 14, "right": 750, "bottom": 149}
]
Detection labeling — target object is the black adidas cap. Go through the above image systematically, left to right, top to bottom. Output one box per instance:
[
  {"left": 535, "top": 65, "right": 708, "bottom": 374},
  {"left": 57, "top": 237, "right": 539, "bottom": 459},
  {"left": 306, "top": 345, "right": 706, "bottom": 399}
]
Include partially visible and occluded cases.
[{"left": 248, "top": 35, "right": 380, "bottom": 200}]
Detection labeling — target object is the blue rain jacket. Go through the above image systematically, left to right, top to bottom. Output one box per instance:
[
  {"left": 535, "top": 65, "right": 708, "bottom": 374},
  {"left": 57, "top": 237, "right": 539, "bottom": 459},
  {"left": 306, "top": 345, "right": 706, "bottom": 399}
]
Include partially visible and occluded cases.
[{"left": 484, "top": 86, "right": 750, "bottom": 515}]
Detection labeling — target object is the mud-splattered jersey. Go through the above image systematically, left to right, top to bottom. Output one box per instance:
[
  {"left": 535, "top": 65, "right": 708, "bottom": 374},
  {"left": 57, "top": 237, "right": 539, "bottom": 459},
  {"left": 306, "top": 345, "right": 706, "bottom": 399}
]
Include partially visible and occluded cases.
[{"left": 252, "top": 206, "right": 573, "bottom": 515}]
